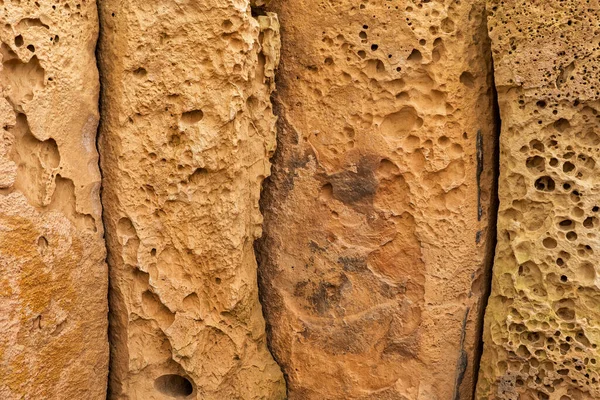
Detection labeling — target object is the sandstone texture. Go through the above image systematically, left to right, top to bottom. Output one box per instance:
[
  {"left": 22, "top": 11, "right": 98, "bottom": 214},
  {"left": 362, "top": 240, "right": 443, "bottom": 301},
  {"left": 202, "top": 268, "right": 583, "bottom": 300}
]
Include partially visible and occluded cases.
[
  {"left": 256, "top": 0, "right": 497, "bottom": 398},
  {"left": 0, "top": 1, "right": 108, "bottom": 399},
  {"left": 97, "top": 1, "right": 285, "bottom": 399},
  {"left": 477, "top": 1, "right": 600, "bottom": 399}
]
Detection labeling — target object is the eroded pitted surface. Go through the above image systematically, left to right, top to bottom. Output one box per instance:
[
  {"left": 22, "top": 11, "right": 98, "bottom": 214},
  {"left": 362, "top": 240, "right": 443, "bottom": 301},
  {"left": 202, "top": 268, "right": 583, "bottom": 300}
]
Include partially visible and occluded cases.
[
  {"left": 256, "top": 0, "right": 497, "bottom": 398},
  {"left": 0, "top": 1, "right": 108, "bottom": 399},
  {"left": 97, "top": 1, "right": 285, "bottom": 399},
  {"left": 477, "top": 1, "right": 600, "bottom": 399}
]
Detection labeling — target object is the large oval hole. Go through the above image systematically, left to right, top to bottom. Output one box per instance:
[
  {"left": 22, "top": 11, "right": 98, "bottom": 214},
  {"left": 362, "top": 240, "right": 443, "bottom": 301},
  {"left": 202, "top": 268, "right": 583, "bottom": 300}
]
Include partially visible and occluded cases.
[{"left": 154, "top": 374, "right": 193, "bottom": 398}]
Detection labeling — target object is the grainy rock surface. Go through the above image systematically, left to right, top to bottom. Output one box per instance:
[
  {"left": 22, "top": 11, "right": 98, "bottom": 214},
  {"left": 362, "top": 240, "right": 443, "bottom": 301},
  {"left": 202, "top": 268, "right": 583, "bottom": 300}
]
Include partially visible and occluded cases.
[
  {"left": 256, "top": 0, "right": 497, "bottom": 398},
  {"left": 0, "top": 1, "right": 108, "bottom": 399},
  {"left": 97, "top": 1, "right": 285, "bottom": 399},
  {"left": 477, "top": 1, "right": 600, "bottom": 399}
]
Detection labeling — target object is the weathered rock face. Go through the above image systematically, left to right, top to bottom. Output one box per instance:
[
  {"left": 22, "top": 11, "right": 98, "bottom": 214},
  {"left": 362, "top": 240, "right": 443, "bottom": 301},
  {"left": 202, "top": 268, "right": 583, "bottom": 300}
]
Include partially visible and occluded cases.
[
  {"left": 256, "top": 0, "right": 497, "bottom": 398},
  {"left": 0, "top": 1, "right": 108, "bottom": 399},
  {"left": 97, "top": 1, "right": 285, "bottom": 399},
  {"left": 477, "top": 1, "right": 600, "bottom": 399}
]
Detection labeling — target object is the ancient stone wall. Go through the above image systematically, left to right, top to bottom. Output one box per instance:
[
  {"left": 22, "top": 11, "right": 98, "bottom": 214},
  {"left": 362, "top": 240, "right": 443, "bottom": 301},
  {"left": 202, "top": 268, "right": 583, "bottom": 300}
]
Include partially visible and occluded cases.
[
  {"left": 0, "top": 0, "right": 108, "bottom": 398},
  {"left": 5, "top": 0, "right": 600, "bottom": 399},
  {"left": 97, "top": 0, "right": 285, "bottom": 398},
  {"left": 256, "top": 0, "right": 498, "bottom": 398},
  {"left": 477, "top": 1, "right": 600, "bottom": 399}
]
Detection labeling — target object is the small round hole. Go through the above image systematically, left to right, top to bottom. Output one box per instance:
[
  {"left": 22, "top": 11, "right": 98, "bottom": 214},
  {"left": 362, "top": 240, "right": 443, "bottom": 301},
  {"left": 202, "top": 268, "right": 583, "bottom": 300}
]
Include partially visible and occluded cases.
[
  {"left": 563, "top": 161, "right": 576, "bottom": 173},
  {"left": 535, "top": 176, "right": 555, "bottom": 192},
  {"left": 543, "top": 237, "right": 558, "bottom": 249},
  {"left": 154, "top": 374, "right": 193, "bottom": 398}
]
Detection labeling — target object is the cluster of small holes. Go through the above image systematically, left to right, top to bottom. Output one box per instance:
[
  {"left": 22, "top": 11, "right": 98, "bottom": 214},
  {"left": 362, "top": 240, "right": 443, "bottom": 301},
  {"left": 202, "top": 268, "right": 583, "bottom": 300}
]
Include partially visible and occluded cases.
[
  {"left": 2, "top": 0, "right": 87, "bottom": 53},
  {"left": 297, "top": 0, "right": 478, "bottom": 178},
  {"left": 318, "top": 0, "right": 467, "bottom": 78},
  {"left": 488, "top": 0, "right": 600, "bottom": 100},
  {"left": 493, "top": 95, "right": 600, "bottom": 397},
  {"left": 500, "top": 314, "right": 600, "bottom": 399}
]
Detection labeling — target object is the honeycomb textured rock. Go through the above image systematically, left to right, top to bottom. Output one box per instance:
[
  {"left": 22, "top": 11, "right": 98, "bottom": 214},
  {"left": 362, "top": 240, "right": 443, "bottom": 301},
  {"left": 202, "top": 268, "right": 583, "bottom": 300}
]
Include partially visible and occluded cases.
[
  {"left": 97, "top": 0, "right": 285, "bottom": 398},
  {"left": 256, "top": 0, "right": 498, "bottom": 398},
  {"left": 477, "top": 0, "right": 600, "bottom": 399},
  {"left": 0, "top": 1, "right": 108, "bottom": 398}
]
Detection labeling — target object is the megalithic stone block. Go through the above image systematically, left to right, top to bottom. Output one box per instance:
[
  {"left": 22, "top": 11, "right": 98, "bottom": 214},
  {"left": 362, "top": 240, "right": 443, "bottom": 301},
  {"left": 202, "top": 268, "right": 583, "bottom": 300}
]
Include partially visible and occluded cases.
[
  {"left": 256, "top": 0, "right": 498, "bottom": 398},
  {"left": 0, "top": 1, "right": 108, "bottom": 399},
  {"left": 97, "top": 1, "right": 285, "bottom": 399},
  {"left": 477, "top": 1, "right": 600, "bottom": 399}
]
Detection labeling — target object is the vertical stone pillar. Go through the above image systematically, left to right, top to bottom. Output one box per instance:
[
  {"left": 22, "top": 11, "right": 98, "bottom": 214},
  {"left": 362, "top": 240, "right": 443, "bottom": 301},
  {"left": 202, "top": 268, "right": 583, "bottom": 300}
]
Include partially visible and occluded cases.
[
  {"left": 256, "top": 0, "right": 497, "bottom": 398},
  {"left": 0, "top": 1, "right": 108, "bottom": 399},
  {"left": 97, "top": 1, "right": 285, "bottom": 398},
  {"left": 477, "top": 1, "right": 600, "bottom": 399}
]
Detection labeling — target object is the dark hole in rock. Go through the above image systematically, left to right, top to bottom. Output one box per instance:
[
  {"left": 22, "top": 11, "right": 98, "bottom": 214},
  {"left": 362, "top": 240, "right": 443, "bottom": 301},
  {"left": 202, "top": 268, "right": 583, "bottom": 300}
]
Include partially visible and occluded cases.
[
  {"left": 180, "top": 110, "right": 204, "bottom": 125},
  {"left": 535, "top": 176, "right": 555, "bottom": 192},
  {"left": 154, "top": 374, "right": 193, "bottom": 397}
]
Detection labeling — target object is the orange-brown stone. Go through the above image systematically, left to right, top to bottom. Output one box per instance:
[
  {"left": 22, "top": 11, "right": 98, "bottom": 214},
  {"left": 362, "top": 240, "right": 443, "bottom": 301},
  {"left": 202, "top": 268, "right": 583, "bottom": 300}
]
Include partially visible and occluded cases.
[
  {"left": 257, "top": 0, "right": 498, "bottom": 398},
  {"left": 0, "top": 1, "right": 108, "bottom": 398}
]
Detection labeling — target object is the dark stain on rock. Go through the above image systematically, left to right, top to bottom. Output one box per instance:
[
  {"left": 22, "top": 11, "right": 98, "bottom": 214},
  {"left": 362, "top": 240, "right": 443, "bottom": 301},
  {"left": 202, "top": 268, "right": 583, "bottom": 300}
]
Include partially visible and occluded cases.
[
  {"left": 263, "top": 99, "right": 313, "bottom": 201},
  {"left": 476, "top": 129, "right": 484, "bottom": 221},
  {"left": 276, "top": 150, "right": 311, "bottom": 196},
  {"left": 321, "top": 155, "right": 379, "bottom": 205},
  {"left": 337, "top": 256, "right": 368, "bottom": 272},
  {"left": 309, "top": 274, "right": 350, "bottom": 315},
  {"left": 293, "top": 280, "right": 309, "bottom": 298},
  {"left": 380, "top": 280, "right": 407, "bottom": 299},
  {"left": 452, "top": 307, "right": 470, "bottom": 400}
]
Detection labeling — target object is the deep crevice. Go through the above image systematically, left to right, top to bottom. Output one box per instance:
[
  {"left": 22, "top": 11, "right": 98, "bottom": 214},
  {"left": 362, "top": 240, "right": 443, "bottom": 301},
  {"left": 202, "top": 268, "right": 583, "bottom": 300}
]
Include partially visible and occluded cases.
[
  {"left": 251, "top": 4, "right": 267, "bottom": 17},
  {"left": 93, "top": 6, "right": 113, "bottom": 399},
  {"left": 250, "top": 6, "right": 290, "bottom": 398},
  {"left": 470, "top": 8, "right": 502, "bottom": 398},
  {"left": 254, "top": 98, "right": 291, "bottom": 399}
]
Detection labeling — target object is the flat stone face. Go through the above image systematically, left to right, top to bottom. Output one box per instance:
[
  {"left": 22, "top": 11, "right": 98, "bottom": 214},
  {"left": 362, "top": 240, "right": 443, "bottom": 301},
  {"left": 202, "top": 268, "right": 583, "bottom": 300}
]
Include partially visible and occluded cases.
[
  {"left": 256, "top": 0, "right": 497, "bottom": 398},
  {"left": 0, "top": 1, "right": 108, "bottom": 399},
  {"left": 97, "top": 1, "right": 285, "bottom": 399},
  {"left": 477, "top": 1, "right": 600, "bottom": 399}
]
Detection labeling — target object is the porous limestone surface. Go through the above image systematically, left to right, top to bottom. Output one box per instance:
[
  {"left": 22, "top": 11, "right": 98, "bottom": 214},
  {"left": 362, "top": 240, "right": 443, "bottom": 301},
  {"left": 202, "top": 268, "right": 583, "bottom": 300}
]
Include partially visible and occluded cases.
[
  {"left": 256, "top": 0, "right": 497, "bottom": 398},
  {"left": 0, "top": 1, "right": 108, "bottom": 399},
  {"left": 97, "top": 1, "right": 285, "bottom": 399},
  {"left": 477, "top": 1, "right": 600, "bottom": 399}
]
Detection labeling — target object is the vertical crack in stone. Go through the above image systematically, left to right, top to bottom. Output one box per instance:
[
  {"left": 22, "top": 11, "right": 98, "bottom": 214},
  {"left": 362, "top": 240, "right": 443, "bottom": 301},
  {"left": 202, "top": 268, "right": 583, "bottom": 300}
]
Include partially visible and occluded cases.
[
  {"left": 250, "top": 3, "right": 290, "bottom": 394},
  {"left": 94, "top": 8, "right": 114, "bottom": 399},
  {"left": 471, "top": 27, "right": 502, "bottom": 399},
  {"left": 255, "top": 96, "right": 292, "bottom": 397},
  {"left": 477, "top": 129, "right": 485, "bottom": 222},
  {"left": 453, "top": 306, "right": 471, "bottom": 400}
]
